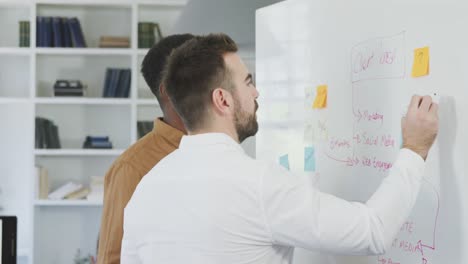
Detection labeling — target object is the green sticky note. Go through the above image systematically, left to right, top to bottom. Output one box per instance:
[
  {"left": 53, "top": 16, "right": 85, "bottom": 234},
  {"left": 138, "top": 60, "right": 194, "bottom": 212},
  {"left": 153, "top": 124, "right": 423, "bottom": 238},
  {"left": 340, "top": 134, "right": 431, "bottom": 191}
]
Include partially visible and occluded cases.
[
  {"left": 304, "top": 147, "right": 316, "bottom": 172},
  {"left": 279, "top": 154, "right": 290, "bottom": 170}
]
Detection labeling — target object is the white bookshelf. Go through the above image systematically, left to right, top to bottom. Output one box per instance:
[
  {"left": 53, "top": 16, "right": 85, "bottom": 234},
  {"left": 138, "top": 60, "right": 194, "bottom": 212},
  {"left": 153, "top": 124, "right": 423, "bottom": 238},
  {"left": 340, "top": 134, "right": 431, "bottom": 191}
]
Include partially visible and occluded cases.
[
  {"left": 0, "top": 1, "right": 187, "bottom": 263},
  {"left": 0, "top": 47, "right": 32, "bottom": 55},
  {"left": 35, "top": 47, "right": 134, "bottom": 55},
  {"left": 35, "top": 97, "right": 132, "bottom": 105},
  {"left": 34, "top": 148, "right": 125, "bottom": 156},
  {"left": 34, "top": 200, "right": 103, "bottom": 206}
]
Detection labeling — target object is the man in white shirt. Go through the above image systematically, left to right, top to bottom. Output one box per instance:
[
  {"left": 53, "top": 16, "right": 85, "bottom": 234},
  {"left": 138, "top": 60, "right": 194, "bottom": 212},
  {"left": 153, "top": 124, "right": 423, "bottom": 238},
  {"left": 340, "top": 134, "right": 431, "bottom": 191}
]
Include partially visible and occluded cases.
[{"left": 121, "top": 34, "right": 439, "bottom": 264}]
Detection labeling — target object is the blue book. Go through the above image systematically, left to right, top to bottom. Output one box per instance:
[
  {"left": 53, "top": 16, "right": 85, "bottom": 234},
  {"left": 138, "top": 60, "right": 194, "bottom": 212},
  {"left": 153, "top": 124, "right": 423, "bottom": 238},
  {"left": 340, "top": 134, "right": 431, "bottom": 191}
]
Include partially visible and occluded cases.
[
  {"left": 37, "top": 16, "right": 46, "bottom": 47},
  {"left": 36, "top": 17, "right": 41, "bottom": 47},
  {"left": 44, "top": 17, "right": 52, "bottom": 47},
  {"left": 52, "top": 17, "right": 63, "bottom": 47},
  {"left": 68, "top": 17, "right": 87, "bottom": 48},
  {"left": 61, "top": 18, "right": 72, "bottom": 47},
  {"left": 102, "top": 68, "right": 112, "bottom": 97},
  {"left": 108, "top": 69, "right": 121, "bottom": 97},
  {"left": 116, "top": 69, "right": 131, "bottom": 98},
  {"left": 122, "top": 69, "right": 131, "bottom": 98}
]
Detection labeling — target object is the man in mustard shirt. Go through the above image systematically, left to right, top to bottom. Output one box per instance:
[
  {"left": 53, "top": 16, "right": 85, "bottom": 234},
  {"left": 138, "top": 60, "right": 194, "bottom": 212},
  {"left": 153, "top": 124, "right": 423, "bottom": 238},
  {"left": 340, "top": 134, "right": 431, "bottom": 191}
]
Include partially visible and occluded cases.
[{"left": 97, "top": 34, "right": 194, "bottom": 264}]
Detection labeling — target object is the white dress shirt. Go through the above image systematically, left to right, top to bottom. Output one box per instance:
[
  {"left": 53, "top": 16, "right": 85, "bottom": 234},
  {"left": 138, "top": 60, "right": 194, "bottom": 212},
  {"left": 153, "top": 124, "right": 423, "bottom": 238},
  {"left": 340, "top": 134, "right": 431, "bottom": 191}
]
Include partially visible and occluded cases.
[{"left": 121, "top": 133, "right": 425, "bottom": 264}]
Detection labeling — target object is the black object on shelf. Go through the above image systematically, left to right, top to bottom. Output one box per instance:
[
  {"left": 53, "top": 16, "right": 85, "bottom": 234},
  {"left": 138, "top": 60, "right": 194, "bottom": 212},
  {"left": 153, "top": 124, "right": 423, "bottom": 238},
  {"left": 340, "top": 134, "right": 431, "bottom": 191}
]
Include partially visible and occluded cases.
[
  {"left": 53, "top": 80, "right": 85, "bottom": 97},
  {"left": 35, "top": 117, "right": 62, "bottom": 149},
  {"left": 83, "top": 136, "right": 113, "bottom": 149}
]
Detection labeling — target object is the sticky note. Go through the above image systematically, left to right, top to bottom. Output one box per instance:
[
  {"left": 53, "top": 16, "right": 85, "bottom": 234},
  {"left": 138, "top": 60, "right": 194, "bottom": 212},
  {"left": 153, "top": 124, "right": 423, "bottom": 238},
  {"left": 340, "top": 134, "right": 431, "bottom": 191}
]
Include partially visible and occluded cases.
[
  {"left": 411, "top": 47, "right": 430, "bottom": 77},
  {"left": 312, "top": 85, "right": 327, "bottom": 109},
  {"left": 304, "top": 147, "right": 316, "bottom": 172},
  {"left": 279, "top": 154, "right": 290, "bottom": 170}
]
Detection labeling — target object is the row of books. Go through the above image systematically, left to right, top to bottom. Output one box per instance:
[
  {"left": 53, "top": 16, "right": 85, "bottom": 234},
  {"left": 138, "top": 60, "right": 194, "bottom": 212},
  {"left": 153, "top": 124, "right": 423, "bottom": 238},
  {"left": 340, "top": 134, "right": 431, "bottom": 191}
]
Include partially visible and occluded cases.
[
  {"left": 37, "top": 16, "right": 86, "bottom": 48},
  {"left": 18, "top": 19, "right": 162, "bottom": 48},
  {"left": 19, "top": 21, "right": 30, "bottom": 47},
  {"left": 138, "top": 22, "right": 162, "bottom": 48},
  {"left": 103, "top": 68, "right": 131, "bottom": 98},
  {"left": 35, "top": 117, "right": 61, "bottom": 149},
  {"left": 137, "top": 121, "right": 153, "bottom": 139},
  {"left": 83, "top": 136, "right": 113, "bottom": 149},
  {"left": 43, "top": 176, "right": 104, "bottom": 201}
]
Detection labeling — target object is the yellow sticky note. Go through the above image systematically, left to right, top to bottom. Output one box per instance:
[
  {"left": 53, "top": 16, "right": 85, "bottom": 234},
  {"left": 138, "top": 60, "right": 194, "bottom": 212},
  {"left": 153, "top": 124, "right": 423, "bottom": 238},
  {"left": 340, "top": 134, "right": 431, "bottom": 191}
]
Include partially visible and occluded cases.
[
  {"left": 412, "top": 47, "right": 430, "bottom": 77},
  {"left": 312, "top": 84, "right": 327, "bottom": 109}
]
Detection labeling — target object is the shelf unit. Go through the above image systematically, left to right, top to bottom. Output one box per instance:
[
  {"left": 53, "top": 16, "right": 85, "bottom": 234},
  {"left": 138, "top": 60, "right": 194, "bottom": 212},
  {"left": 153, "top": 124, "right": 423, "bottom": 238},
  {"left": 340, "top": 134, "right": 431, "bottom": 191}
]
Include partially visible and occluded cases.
[
  {"left": 0, "top": 1, "right": 187, "bottom": 263},
  {"left": 34, "top": 200, "right": 103, "bottom": 207}
]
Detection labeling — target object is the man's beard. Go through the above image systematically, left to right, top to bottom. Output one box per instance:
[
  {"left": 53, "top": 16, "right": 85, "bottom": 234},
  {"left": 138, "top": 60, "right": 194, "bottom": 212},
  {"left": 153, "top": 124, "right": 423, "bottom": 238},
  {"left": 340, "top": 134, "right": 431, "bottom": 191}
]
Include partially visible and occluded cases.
[{"left": 234, "top": 98, "right": 259, "bottom": 143}]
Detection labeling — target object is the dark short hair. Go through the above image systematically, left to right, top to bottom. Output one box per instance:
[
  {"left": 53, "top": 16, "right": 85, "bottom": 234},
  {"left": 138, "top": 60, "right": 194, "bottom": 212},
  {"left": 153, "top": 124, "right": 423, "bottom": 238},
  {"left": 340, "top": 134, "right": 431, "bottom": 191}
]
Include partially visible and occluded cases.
[
  {"left": 163, "top": 33, "right": 238, "bottom": 131},
  {"left": 141, "top": 34, "right": 195, "bottom": 102}
]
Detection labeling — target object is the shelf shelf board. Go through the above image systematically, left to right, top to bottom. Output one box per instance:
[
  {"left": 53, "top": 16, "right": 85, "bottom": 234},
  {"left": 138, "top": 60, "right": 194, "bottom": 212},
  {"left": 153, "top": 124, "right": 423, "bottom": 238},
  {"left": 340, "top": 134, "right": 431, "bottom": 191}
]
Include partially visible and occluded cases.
[
  {"left": 35, "top": 0, "right": 131, "bottom": 7},
  {"left": 137, "top": 0, "right": 187, "bottom": 7},
  {"left": 0, "top": 2, "right": 31, "bottom": 7},
  {"left": 0, "top": 47, "right": 32, "bottom": 55},
  {"left": 35, "top": 47, "right": 133, "bottom": 55},
  {"left": 137, "top": 48, "right": 149, "bottom": 55},
  {"left": 0, "top": 97, "right": 30, "bottom": 104},
  {"left": 35, "top": 97, "right": 132, "bottom": 105},
  {"left": 136, "top": 98, "right": 159, "bottom": 106},
  {"left": 34, "top": 149, "right": 124, "bottom": 156},
  {"left": 34, "top": 200, "right": 102, "bottom": 207}
]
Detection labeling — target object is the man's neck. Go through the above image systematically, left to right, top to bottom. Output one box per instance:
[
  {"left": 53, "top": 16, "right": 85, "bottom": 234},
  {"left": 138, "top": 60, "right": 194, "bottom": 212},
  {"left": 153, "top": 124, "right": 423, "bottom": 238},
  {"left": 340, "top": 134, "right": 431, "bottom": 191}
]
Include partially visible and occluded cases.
[
  {"left": 162, "top": 113, "right": 186, "bottom": 134},
  {"left": 189, "top": 123, "right": 239, "bottom": 143}
]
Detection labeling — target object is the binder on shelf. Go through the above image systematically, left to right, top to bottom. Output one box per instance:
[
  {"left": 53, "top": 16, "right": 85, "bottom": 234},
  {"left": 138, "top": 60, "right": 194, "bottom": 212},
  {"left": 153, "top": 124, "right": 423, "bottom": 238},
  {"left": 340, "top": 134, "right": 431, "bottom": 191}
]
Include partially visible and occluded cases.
[
  {"left": 36, "top": 16, "right": 43, "bottom": 47},
  {"left": 44, "top": 17, "right": 53, "bottom": 48},
  {"left": 52, "top": 17, "right": 63, "bottom": 48},
  {"left": 62, "top": 17, "right": 72, "bottom": 48},
  {"left": 68, "top": 17, "right": 87, "bottom": 48},
  {"left": 19, "top": 21, "right": 30, "bottom": 47},
  {"left": 138, "top": 22, "right": 162, "bottom": 48},
  {"left": 103, "top": 68, "right": 131, "bottom": 98},
  {"left": 108, "top": 69, "right": 120, "bottom": 97},
  {"left": 116, "top": 69, "right": 131, "bottom": 98},
  {"left": 35, "top": 117, "right": 62, "bottom": 149}
]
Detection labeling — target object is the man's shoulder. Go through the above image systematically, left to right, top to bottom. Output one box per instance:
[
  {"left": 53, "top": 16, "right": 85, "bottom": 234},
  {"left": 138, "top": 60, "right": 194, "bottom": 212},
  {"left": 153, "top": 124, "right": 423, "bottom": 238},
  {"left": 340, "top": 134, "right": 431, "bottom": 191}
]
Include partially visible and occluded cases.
[{"left": 106, "top": 132, "right": 178, "bottom": 181}]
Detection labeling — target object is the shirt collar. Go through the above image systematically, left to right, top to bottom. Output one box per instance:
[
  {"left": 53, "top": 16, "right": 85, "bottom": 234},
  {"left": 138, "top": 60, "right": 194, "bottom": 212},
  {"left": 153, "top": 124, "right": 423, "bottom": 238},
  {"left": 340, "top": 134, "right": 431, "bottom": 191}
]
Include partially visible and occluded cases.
[
  {"left": 152, "top": 118, "right": 185, "bottom": 148},
  {"left": 179, "top": 133, "right": 245, "bottom": 153}
]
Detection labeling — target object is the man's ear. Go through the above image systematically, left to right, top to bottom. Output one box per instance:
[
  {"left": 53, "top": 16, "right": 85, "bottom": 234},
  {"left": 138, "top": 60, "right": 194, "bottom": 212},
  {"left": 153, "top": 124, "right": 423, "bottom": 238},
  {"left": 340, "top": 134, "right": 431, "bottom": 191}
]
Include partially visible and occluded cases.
[{"left": 212, "top": 88, "right": 233, "bottom": 116}]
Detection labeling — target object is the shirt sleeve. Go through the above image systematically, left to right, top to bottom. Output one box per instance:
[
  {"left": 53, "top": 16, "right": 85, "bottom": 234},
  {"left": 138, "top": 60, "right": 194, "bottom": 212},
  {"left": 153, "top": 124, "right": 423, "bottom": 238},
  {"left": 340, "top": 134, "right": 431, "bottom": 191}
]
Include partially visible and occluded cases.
[
  {"left": 260, "top": 148, "right": 425, "bottom": 255},
  {"left": 98, "top": 161, "right": 143, "bottom": 264}
]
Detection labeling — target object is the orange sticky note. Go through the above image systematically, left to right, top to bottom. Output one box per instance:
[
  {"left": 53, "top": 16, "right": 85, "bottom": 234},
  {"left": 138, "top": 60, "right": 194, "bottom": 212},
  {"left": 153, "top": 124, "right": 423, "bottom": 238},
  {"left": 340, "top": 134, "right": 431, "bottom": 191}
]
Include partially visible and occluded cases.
[
  {"left": 412, "top": 47, "right": 430, "bottom": 77},
  {"left": 312, "top": 84, "right": 327, "bottom": 109}
]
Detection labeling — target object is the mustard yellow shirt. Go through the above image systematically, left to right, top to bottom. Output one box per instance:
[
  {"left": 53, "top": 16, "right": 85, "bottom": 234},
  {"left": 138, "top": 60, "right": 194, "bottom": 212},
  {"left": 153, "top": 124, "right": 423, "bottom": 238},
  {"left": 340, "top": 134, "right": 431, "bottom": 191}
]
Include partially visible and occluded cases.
[{"left": 97, "top": 118, "right": 184, "bottom": 264}]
